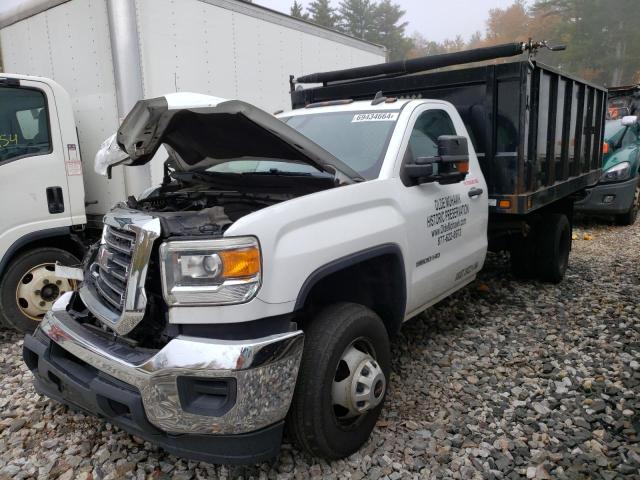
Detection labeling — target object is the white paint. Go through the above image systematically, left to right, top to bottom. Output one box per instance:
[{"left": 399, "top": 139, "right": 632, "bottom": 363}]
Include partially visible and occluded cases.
[{"left": 170, "top": 99, "right": 489, "bottom": 323}]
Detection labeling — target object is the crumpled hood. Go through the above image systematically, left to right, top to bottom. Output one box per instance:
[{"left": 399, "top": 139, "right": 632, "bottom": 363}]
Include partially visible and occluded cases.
[{"left": 95, "top": 92, "right": 362, "bottom": 182}]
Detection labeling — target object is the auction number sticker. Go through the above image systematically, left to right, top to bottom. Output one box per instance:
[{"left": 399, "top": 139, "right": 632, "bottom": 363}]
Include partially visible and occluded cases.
[{"left": 352, "top": 112, "right": 399, "bottom": 122}]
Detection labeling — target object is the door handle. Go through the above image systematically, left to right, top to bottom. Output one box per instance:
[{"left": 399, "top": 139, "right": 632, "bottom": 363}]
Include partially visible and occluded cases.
[
  {"left": 46, "top": 186, "right": 65, "bottom": 214},
  {"left": 468, "top": 187, "right": 484, "bottom": 198}
]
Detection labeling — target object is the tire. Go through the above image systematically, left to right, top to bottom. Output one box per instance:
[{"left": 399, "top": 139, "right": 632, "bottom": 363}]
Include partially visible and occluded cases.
[
  {"left": 615, "top": 182, "right": 640, "bottom": 226},
  {"left": 535, "top": 213, "right": 571, "bottom": 284},
  {"left": 0, "top": 247, "right": 80, "bottom": 333},
  {"left": 287, "top": 302, "right": 391, "bottom": 460}
]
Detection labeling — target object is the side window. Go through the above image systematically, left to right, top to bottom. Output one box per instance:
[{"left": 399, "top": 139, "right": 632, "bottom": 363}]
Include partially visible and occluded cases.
[
  {"left": 0, "top": 86, "right": 51, "bottom": 163},
  {"left": 401, "top": 109, "right": 458, "bottom": 186},
  {"left": 407, "top": 109, "right": 456, "bottom": 162}
]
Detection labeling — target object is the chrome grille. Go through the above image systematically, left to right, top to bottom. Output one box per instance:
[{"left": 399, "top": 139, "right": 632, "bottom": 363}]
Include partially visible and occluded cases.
[
  {"left": 80, "top": 207, "right": 161, "bottom": 336},
  {"left": 92, "top": 226, "right": 136, "bottom": 312}
]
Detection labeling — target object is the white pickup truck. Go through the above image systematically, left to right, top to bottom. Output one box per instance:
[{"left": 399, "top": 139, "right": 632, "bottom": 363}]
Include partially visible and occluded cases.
[{"left": 23, "top": 46, "right": 606, "bottom": 463}]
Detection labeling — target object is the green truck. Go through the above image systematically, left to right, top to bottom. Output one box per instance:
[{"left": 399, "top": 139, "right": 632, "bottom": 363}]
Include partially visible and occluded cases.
[{"left": 575, "top": 85, "right": 640, "bottom": 225}]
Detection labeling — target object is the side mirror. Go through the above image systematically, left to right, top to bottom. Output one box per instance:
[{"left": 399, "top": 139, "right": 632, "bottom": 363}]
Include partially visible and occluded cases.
[
  {"left": 621, "top": 115, "right": 638, "bottom": 126},
  {"left": 404, "top": 135, "right": 470, "bottom": 185}
]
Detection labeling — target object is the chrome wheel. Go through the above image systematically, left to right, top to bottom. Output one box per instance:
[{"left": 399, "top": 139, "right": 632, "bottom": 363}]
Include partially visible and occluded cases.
[
  {"left": 15, "top": 263, "right": 75, "bottom": 321},
  {"left": 331, "top": 338, "right": 386, "bottom": 424}
]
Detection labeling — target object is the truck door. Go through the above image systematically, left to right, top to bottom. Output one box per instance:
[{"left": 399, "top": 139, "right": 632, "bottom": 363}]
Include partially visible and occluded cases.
[
  {"left": 0, "top": 80, "right": 74, "bottom": 253},
  {"left": 397, "top": 103, "right": 488, "bottom": 316}
]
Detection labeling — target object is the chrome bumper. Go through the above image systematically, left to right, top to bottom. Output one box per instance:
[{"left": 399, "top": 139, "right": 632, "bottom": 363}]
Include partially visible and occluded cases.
[{"left": 37, "top": 298, "right": 304, "bottom": 435}]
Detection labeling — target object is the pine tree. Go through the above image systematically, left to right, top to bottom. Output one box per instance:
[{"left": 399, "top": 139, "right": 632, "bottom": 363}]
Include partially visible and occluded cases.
[
  {"left": 307, "top": 0, "right": 338, "bottom": 29},
  {"left": 338, "top": 0, "right": 376, "bottom": 40},
  {"left": 370, "top": 0, "right": 412, "bottom": 61},
  {"left": 290, "top": 1, "right": 308, "bottom": 20}
]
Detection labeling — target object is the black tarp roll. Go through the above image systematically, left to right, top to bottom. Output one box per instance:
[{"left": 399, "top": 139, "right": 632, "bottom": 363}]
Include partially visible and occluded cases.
[{"left": 296, "top": 42, "right": 526, "bottom": 84}]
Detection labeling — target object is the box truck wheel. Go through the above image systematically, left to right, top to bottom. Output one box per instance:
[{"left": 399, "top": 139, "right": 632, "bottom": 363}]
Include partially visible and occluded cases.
[
  {"left": 616, "top": 182, "right": 640, "bottom": 226},
  {"left": 535, "top": 213, "right": 571, "bottom": 284},
  {"left": 0, "top": 248, "right": 79, "bottom": 333},
  {"left": 287, "top": 303, "right": 390, "bottom": 459}
]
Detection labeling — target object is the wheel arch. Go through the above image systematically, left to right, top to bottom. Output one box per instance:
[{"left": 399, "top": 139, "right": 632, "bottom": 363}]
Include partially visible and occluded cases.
[
  {"left": 0, "top": 227, "right": 85, "bottom": 278},
  {"left": 294, "top": 244, "right": 407, "bottom": 335}
]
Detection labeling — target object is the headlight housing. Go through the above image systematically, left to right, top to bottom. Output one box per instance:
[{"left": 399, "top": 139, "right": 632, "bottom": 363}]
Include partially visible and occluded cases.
[
  {"left": 600, "top": 162, "right": 631, "bottom": 183},
  {"left": 160, "top": 237, "right": 261, "bottom": 306}
]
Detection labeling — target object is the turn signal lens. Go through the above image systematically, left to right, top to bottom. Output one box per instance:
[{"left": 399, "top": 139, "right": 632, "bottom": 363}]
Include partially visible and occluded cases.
[
  {"left": 602, "top": 142, "right": 609, "bottom": 155},
  {"left": 457, "top": 161, "right": 469, "bottom": 173},
  {"left": 498, "top": 200, "right": 511, "bottom": 209},
  {"left": 220, "top": 248, "right": 261, "bottom": 278}
]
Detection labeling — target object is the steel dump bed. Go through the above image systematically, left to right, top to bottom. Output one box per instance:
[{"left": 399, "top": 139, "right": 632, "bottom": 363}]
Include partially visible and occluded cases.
[{"left": 291, "top": 60, "right": 607, "bottom": 215}]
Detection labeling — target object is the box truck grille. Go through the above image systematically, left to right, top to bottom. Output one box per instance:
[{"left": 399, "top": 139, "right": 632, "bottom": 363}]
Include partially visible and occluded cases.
[{"left": 93, "top": 226, "right": 136, "bottom": 313}]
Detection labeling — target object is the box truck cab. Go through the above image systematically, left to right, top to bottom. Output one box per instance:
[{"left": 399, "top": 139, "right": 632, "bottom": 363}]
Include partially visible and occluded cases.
[{"left": 0, "top": 75, "right": 87, "bottom": 332}]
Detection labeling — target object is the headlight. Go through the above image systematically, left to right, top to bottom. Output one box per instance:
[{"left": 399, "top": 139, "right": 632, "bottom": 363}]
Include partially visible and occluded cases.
[
  {"left": 600, "top": 162, "right": 631, "bottom": 183},
  {"left": 160, "top": 237, "right": 261, "bottom": 306}
]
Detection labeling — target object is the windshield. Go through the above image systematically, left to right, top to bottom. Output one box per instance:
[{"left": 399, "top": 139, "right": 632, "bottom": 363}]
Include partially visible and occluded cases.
[
  {"left": 281, "top": 111, "right": 399, "bottom": 180},
  {"left": 604, "top": 120, "right": 625, "bottom": 141},
  {"left": 207, "top": 158, "right": 324, "bottom": 175}
]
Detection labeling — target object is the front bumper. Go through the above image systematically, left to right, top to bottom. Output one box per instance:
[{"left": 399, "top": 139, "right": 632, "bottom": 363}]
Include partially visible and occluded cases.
[
  {"left": 574, "top": 176, "right": 638, "bottom": 215},
  {"left": 23, "top": 300, "right": 304, "bottom": 464}
]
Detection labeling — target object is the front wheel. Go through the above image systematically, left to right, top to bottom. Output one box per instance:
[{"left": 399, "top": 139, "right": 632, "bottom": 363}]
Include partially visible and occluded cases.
[
  {"left": 616, "top": 182, "right": 640, "bottom": 226},
  {"left": 0, "top": 248, "right": 79, "bottom": 333},
  {"left": 287, "top": 303, "right": 391, "bottom": 459}
]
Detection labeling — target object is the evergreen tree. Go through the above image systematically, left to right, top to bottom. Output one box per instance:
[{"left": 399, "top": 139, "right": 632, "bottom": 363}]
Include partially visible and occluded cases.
[
  {"left": 307, "top": 0, "right": 339, "bottom": 29},
  {"left": 338, "top": 0, "right": 376, "bottom": 40},
  {"left": 370, "top": 0, "right": 412, "bottom": 61},
  {"left": 532, "top": 0, "right": 640, "bottom": 85},
  {"left": 290, "top": 1, "right": 308, "bottom": 20}
]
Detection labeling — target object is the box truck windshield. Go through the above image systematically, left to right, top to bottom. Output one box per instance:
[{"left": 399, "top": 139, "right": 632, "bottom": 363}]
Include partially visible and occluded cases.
[{"left": 0, "top": 87, "right": 51, "bottom": 162}]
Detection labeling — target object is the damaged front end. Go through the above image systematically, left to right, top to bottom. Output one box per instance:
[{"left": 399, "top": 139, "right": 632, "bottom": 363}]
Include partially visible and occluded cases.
[{"left": 23, "top": 93, "right": 371, "bottom": 463}]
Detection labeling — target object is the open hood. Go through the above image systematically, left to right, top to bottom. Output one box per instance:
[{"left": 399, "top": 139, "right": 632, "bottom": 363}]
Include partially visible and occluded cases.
[{"left": 96, "top": 93, "right": 363, "bottom": 183}]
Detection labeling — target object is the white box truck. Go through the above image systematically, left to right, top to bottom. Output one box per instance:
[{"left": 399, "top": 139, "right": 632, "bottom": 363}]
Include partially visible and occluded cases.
[{"left": 0, "top": 0, "right": 385, "bottom": 331}]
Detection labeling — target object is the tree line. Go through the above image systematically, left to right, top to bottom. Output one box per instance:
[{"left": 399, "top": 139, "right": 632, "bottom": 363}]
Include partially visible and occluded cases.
[
  {"left": 289, "top": 0, "right": 640, "bottom": 87},
  {"left": 290, "top": 0, "right": 412, "bottom": 61}
]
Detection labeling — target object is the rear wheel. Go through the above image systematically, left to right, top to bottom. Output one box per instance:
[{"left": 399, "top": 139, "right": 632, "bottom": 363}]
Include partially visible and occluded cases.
[
  {"left": 616, "top": 182, "right": 640, "bottom": 226},
  {"left": 535, "top": 213, "right": 571, "bottom": 284},
  {"left": 0, "top": 248, "right": 79, "bottom": 333},
  {"left": 287, "top": 303, "right": 390, "bottom": 459}
]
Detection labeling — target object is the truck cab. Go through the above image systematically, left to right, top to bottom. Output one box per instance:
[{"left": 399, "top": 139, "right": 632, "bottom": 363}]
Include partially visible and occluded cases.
[
  {"left": 0, "top": 74, "right": 86, "bottom": 332},
  {"left": 575, "top": 114, "right": 640, "bottom": 225}
]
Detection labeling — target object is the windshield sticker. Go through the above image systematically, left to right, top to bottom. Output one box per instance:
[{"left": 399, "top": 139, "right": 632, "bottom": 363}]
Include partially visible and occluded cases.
[{"left": 351, "top": 112, "right": 399, "bottom": 123}]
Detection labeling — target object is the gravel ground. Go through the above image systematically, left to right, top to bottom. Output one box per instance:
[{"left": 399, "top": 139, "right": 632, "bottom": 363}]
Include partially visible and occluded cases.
[{"left": 0, "top": 219, "right": 639, "bottom": 480}]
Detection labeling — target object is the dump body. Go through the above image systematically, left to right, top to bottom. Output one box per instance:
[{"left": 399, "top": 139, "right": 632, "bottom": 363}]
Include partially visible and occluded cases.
[{"left": 291, "top": 61, "right": 607, "bottom": 215}]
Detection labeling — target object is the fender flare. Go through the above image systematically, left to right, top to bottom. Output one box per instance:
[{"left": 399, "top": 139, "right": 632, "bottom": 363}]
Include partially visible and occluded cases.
[
  {"left": 0, "top": 227, "right": 71, "bottom": 278},
  {"left": 294, "top": 243, "right": 407, "bottom": 331}
]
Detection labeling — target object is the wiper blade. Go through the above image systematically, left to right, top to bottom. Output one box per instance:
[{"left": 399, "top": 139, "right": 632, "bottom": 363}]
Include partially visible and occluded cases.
[{"left": 242, "top": 169, "right": 314, "bottom": 176}]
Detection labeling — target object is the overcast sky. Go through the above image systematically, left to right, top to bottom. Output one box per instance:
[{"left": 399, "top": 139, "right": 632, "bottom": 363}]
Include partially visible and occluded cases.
[{"left": 257, "top": 0, "right": 516, "bottom": 42}]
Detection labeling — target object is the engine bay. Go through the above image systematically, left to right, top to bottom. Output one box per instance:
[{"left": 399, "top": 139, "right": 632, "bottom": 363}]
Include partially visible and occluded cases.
[{"left": 127, "top": 169, "right": 337, "bottom": 237}]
